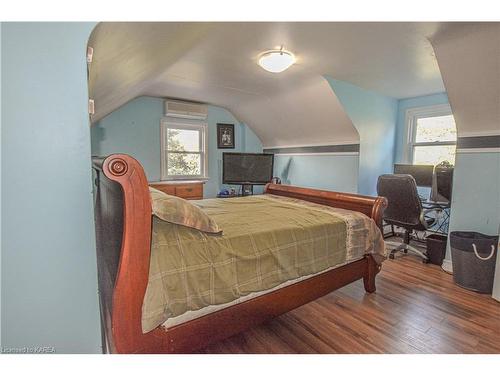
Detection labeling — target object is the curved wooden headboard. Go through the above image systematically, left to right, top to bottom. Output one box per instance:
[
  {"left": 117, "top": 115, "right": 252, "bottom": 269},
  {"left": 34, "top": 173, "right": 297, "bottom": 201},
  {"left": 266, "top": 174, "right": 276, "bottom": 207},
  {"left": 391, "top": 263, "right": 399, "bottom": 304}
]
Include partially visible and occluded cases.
[
  {"left": 92, "top": 153, "right": 387, "bottom": 353},
  {"left": 93, "top": 154, "right": 164, "bottom": 353}
]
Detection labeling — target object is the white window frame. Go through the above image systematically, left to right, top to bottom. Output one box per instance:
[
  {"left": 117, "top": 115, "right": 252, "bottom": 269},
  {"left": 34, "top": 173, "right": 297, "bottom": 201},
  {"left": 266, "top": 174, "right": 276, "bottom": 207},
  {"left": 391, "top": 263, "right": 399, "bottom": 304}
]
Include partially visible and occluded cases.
[
  {"left": 404, "top": 103, "right": 456, "bottom": 164},
  {"left": 160, "top": 119, "right": 209, "bottom": 181}
]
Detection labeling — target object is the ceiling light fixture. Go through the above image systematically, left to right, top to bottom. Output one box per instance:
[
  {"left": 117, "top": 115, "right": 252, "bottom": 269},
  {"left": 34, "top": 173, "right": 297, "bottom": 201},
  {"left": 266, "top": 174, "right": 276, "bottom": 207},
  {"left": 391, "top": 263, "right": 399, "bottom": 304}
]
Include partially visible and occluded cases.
[{"left": 258, "top": 47, "right": 295, "bottom": 73}]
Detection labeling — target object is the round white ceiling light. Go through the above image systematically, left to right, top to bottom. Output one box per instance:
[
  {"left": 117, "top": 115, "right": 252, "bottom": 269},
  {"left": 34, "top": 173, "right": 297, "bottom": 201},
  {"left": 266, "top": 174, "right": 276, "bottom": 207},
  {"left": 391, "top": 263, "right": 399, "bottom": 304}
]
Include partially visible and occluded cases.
[{"left": 258, "top": 47, "right": 295, "bottom": 73}]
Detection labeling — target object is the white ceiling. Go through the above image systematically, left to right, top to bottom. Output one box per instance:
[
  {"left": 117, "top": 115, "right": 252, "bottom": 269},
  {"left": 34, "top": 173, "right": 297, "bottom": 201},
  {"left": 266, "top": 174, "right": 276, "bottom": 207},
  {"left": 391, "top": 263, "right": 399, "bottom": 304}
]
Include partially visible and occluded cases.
[{"left": 88, "top": 22, "right": 476, "bottom": 147}]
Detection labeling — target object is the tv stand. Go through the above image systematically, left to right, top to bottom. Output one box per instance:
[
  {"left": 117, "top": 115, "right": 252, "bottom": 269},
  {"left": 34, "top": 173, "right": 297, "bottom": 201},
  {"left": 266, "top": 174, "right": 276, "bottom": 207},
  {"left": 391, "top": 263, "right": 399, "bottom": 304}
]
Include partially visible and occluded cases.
[{"left": 241, "top": 184, "right": 254, "bottom": 196}]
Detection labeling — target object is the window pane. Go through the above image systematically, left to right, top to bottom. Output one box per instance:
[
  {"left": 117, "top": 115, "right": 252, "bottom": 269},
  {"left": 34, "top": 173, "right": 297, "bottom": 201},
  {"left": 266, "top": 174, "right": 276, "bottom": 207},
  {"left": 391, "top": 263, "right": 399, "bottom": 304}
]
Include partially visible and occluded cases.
[
  {"left": 415, "top": 115, "right": 457, "bottom": 143},
  {"left": 167, "top": 128, "right": 200, "bottom": 152},
  {"left": 413, "top": 145, "right": 456, "bottom": 166},
  {"left": 167, "top": 152, "right": 201, "bottom": 176}
]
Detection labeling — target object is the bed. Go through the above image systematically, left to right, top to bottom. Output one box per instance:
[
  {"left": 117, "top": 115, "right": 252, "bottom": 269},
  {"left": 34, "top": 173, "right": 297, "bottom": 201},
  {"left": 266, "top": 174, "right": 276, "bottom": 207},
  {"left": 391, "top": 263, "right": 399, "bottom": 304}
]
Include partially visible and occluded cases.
[{"left": 92, "top": 154, "right": 388, "bottom": 354}]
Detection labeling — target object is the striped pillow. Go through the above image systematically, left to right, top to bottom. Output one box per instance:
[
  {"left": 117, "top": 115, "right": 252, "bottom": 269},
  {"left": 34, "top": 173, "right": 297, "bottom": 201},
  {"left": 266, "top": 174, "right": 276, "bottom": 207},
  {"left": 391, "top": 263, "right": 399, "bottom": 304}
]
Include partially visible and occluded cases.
[{"left": 149, "top": 187, "right": 222, "bottom": 234}]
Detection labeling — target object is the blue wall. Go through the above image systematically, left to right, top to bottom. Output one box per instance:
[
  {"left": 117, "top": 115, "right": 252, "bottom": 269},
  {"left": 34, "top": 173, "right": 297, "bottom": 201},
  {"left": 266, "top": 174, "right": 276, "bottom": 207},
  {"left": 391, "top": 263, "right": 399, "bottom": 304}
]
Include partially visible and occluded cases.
[
  {"left": 0, "top": 22, "right": 3, "bottom": 347},
  {"left": 1, "top": 23, "right": 101, "bottom": 352},
  {"left": 327, "top": 77, "right": 398, "bottom": 196},
  {"left": 394, "top": 93, "right": 450, "bottom": 163},
  {"left": 91, "top": 96, "right": 263, "bottom": 198},
  {"left": 91, "top": 97, "right": 164, "bottom": 181},
  {"left": 446, "top": 151, "right": 500, "bottom": 261},
  {"left": 449, "top": 151, "right": 500, "bottom": 235},
  {"left": 274, "top": 154, "right": 359, "bottom": 193}
]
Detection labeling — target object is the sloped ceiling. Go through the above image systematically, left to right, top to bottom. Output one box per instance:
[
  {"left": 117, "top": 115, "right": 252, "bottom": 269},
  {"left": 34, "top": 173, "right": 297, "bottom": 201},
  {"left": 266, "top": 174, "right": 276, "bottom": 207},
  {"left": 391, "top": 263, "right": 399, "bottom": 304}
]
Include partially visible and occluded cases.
[
  {"left": 88, "top": 22, "right": 452, "bottom": 147},
  {"left": 430, "top": 23, "right": 500, "bottom": 136}
]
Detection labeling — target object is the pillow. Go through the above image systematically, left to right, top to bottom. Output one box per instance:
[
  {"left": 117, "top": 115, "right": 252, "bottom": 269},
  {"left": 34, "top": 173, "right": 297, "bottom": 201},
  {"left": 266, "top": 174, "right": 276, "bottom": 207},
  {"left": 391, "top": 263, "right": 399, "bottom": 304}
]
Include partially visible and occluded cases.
[{"left": 149, "top": 187, "right": 222, "bottom": 234}]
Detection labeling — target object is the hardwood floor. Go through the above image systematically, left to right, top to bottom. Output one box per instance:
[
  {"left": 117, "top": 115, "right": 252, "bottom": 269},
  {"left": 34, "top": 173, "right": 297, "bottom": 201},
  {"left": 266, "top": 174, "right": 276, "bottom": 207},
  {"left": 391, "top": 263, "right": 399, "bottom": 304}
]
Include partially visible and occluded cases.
[{"left": 199, "top": 255, "right": 500, "bottom": 354}]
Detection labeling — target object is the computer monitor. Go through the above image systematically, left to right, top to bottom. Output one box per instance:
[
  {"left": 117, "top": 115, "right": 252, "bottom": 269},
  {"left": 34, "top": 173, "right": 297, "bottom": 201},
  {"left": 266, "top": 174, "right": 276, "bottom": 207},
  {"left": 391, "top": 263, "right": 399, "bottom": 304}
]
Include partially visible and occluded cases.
[
  {"left": 393, "top": 164, "right": 434, "bottom": 187},
  {"left": 431, "top": 167, "right": 454, "bottom": 203}
]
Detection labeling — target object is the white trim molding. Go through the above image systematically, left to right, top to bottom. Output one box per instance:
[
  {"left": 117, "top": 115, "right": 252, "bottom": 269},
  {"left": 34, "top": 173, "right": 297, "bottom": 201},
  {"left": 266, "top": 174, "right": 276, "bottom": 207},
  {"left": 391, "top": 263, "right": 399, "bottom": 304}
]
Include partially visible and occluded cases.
[
  {"left": 459, "top": 130, "right": 500, "bottom": 137},
  {"left": 264, "top": 141, "right": 361, "bottom": 149},
  {"left": 456, "top": 148, "right": 500, "bottom": 154},
  {"left": 273, "top": 152, "right": 360, "bottom": 157},
  {"left": 441, "top": 259, "right": 453, "bottom": 274}
]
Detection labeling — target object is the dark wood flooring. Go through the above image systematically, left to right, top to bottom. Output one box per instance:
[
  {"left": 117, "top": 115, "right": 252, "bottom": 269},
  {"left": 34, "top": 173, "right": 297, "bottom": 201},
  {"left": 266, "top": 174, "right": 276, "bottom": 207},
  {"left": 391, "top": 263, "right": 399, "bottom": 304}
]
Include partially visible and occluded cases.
[{"left": 199, "top": 255, "right": 500, "bottom": 354}]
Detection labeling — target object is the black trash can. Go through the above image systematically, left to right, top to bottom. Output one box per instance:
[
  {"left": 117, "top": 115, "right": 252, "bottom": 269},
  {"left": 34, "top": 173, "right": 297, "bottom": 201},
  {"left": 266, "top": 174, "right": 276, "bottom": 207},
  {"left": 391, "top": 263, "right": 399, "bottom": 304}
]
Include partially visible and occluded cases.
[
  {"left": 450, "top": 231, "right": 498, "bottom": 294},
  {"left": 426, "top": 234, "right": 447, "bottom": 266}
]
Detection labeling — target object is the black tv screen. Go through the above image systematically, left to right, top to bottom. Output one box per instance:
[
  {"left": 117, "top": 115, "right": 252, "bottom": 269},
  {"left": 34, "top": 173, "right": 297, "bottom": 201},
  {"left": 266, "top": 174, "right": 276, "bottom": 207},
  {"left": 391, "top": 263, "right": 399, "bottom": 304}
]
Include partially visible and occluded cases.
[
  {"left": 223, "top": 153, "right": 274, "bottom": 185},
  {"left": 394, "top": 164, "right": 434, "bottom": 187}
]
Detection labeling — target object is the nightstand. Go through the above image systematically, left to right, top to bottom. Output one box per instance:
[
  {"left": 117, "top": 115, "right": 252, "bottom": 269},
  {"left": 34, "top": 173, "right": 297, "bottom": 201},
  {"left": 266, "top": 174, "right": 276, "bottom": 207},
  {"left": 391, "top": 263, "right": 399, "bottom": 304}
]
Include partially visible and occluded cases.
[{"left": 149, "top": 181, "right": 204, "bottom": 200}]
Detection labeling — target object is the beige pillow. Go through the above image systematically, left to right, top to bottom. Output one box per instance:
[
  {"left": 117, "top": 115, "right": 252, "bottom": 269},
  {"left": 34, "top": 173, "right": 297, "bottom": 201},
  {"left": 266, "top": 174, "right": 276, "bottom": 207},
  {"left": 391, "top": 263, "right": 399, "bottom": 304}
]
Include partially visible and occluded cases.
[{"left": 149, "top": 187, "right": 222, "bottom": 234}]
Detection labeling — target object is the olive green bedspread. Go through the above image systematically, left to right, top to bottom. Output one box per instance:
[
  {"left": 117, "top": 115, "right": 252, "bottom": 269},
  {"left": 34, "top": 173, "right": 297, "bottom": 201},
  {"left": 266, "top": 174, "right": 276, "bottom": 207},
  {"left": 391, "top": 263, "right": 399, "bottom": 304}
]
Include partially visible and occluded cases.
[{"left": 142, "top": 194, "right": 385, "bottom": 333}]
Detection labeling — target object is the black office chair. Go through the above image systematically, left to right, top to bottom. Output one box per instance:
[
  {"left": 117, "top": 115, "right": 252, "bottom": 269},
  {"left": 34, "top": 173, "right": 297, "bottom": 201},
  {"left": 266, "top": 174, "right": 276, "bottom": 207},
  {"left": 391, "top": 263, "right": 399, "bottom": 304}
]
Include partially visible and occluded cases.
[{"left": 377, "top": 174, "right": 435, "bottom": 262}]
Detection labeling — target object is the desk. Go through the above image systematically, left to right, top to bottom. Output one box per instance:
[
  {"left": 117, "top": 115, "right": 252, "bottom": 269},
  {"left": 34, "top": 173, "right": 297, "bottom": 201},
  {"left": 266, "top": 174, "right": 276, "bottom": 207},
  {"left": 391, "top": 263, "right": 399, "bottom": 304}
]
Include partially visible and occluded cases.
[
  {"left": 383, "top": 200, "right": 451, "bottom": 240},
  {"left": 421, "top": 200, "right": 450, "bottom": 234}
]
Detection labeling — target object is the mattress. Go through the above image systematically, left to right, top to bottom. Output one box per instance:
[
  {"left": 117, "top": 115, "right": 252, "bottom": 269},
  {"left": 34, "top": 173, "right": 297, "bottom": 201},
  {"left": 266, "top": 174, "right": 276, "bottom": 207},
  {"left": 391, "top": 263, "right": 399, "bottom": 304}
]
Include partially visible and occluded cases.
[
  {"left": 142, "top": 194, "right": 385, "bottom": 333},
  {"left": 161, "top": 255, "right": 365, "bottom": 329}
]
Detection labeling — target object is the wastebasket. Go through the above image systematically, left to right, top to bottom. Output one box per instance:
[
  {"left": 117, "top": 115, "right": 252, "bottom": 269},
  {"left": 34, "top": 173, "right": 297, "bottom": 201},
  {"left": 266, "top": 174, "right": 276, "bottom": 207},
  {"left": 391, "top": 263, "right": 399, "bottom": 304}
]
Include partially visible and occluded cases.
[
  {"left": 450, "top": 231, "right": 498, "bottom": 294},
  {"left": 426, "top": 234, "right": 447, "bottom": 266}
]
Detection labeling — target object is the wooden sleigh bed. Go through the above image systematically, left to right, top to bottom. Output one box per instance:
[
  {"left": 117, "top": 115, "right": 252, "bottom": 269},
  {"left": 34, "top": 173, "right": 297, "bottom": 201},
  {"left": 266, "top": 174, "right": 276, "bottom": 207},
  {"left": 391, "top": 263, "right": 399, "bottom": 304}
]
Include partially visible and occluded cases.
[{"left": 92, "top": 153, "right": 387, "bottom": 354}]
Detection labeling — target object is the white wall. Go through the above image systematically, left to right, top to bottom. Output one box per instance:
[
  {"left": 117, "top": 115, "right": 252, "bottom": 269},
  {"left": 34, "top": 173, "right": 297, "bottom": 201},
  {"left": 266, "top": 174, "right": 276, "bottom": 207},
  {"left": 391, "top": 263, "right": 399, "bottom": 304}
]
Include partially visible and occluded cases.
[{"left": 431, "top": 24, "right": 500, "bottom": 137}]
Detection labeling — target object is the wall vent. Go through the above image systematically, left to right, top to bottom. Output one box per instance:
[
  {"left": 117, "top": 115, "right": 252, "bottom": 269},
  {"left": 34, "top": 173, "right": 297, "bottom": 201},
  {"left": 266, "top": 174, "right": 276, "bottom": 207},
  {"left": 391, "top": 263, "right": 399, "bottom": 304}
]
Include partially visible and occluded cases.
[{"left": 164, "top": 100, "right": 208, "bottom": 120}]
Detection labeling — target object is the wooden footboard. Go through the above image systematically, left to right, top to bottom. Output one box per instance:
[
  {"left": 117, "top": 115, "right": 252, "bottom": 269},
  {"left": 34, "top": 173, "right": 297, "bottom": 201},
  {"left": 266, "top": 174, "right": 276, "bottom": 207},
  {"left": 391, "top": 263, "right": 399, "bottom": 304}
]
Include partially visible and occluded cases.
[
  {"left": 92, "top": 154, "right": 387, "bottom": 354},
  {"left": 264, "top": 183, "right": 387, "bottom": 232}
]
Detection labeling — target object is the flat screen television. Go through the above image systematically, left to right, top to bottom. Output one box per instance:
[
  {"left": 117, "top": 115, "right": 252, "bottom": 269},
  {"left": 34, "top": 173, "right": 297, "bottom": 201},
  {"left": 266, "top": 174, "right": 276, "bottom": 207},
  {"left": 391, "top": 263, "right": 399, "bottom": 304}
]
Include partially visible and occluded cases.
[
  {"left": 222, "top": 152, "right": 274, "bottom": 185},
  {"left": 393, "top": 164, "right": 434, "bottom": 187}
]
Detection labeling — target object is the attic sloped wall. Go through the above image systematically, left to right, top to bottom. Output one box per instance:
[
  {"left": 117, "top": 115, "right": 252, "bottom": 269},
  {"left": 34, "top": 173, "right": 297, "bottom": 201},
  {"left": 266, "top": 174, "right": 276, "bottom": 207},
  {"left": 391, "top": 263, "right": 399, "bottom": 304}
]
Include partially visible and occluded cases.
[
  {"left": 87, "top": 22, "right": 361, "bottom": 149},
  {"left": 431, "top": 23, "right": 500, "bottom": 263},
  {"left": 431, "top": 23, "right": 499, "bottom": 137},
  {"left": 327, "top": 77, "right": 398, "bottom": 196},
  {"left": 272, "top": 78, "right": 399, "bottom": 196}
]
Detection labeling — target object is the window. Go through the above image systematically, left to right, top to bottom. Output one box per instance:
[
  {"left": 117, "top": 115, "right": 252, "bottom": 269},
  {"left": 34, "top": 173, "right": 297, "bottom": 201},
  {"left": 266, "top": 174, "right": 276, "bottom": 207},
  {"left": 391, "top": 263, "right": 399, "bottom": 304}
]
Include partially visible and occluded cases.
[
  {"left": 406, "top": 104, "right": 457, "bottom": 166},
  {"left": 161, "top": 120, "right": 208, "bottom": 180}
]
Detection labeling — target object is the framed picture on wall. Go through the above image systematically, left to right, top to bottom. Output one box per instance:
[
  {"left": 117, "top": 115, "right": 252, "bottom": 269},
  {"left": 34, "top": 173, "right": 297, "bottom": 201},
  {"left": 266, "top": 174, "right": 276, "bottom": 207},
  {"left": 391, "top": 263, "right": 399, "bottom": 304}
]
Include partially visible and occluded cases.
[{"left": 217, "top": 123, "right": 235, "bottom": 149}]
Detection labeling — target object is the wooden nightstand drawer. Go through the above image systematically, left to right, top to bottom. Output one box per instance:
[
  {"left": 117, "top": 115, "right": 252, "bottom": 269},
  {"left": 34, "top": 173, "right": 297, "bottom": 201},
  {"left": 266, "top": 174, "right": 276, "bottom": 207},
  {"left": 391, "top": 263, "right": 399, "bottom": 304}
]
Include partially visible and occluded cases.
[
  {"left": 149, "top": 182, "right": 204, "bottom": 200},
  {"left": 150, "top": 184, "right": 176, "bottom": 196},
  {"left": 175, "top": 184, "right": 203, "bottom": 199}
]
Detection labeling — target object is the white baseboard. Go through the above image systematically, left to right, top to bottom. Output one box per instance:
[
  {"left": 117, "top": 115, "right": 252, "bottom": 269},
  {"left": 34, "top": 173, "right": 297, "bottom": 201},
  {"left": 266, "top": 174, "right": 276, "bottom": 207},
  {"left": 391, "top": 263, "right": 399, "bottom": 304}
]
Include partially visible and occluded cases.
[{"left": 441, "top": 259, "right": 453, "bottom": 274}]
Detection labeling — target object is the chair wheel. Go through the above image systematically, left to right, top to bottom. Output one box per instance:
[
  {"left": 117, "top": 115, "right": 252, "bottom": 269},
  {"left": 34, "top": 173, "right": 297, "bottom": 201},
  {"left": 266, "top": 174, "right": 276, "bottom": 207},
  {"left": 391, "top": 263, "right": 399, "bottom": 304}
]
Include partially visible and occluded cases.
[
  {"left": 403, "top": 249, "right": 408, "bottom": 254},
  {"left": 389, "top": 253, "right": 395, "bottom": 259},
  {"left": 422, "top": 258, "right": 429, "bottom": 264}
]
